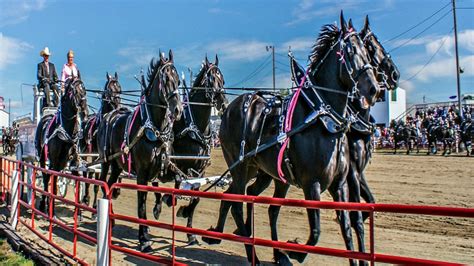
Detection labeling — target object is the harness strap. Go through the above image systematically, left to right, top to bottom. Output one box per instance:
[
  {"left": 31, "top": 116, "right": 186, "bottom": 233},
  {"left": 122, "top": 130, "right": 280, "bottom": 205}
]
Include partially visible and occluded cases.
[{"left": 277, "top": 68, "right": 310, "bottom": 181}]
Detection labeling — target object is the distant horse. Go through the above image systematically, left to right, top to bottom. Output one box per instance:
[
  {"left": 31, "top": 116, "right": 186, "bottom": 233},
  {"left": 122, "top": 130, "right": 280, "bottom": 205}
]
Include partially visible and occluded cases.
[
  {"left": 202, "top": 13, "right": 381, "bottom": 266},
  {"left": 97, "top": 50, "right": 183, "bottom": 252},
  {"left": 155, "top": 55, "right": 228, "bottom": 245},
  {"left": 78, "top": 72, "right": 123, "bottom": 208},
  {"left": 35, "top": 77, "right": 88, "bottom": 214},
  {"left": 458, "top": 116, "right": 473, "bottom": 156},
  {"left": 425, "top": 118, "right": 455, "bottom": 156},
  {"left": 392, "top": 121, "right": 419, "bottom": 154}
]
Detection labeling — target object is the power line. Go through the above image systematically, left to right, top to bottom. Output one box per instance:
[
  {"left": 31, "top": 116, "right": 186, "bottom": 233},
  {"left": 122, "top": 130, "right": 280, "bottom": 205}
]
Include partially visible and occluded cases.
[
  {"left": 385, "top": 1, "right": 451, "bottom": 43},
  {"left": 389, "top": 9, "right": 452, "bottom": 53},
  {"left": 399, "top": 27, "right": 454, "bottom": 85},
  {"left": 228, "top": 55, "right": 271, "bottom": 87}
]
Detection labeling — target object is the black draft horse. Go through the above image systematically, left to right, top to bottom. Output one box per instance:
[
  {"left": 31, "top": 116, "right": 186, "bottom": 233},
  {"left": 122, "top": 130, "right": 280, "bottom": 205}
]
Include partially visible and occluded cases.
[
  {"left": 203, "top": 13, "right": 381, "bottom": 266},
  {"left": 346, "top": 15, "right": 399, "bottom": 221},
  {"left": 97, "top": 50, "right": 183, "bottom": 252},
  {"left": 155, "top": 55, "right": 228, "bottom": 245},
  {"left": 78, "top": 72, "right": 123, "bottom": 208},
  {"left": 35, "top": 77, "right": 88, "bottom": 215},
  {"left": 457, "top": 114, "right": 473, "bottom": 156},
  {"left": 425, "top": 118, "right": 455, "bottom": 156},
  {"left": 392, "top": 121, "right": 420, "bottom": 155}
]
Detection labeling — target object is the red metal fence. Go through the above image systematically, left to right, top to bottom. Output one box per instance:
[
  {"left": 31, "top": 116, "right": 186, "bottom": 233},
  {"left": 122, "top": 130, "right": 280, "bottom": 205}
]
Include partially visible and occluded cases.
[{"left": 1, "top": 156, "right": 473, "bottom": 265}]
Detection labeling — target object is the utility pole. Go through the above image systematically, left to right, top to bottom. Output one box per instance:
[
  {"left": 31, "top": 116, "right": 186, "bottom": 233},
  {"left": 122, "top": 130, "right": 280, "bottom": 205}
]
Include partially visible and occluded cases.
[
  {"left": 452, "top": 0, "right": 463, "bottom": 118},
  {"left": 266, "top": 45, "right": 276, "bottom": 92},
  {"left": 8, "top": 98, "right": 11, "bottom": 126}
]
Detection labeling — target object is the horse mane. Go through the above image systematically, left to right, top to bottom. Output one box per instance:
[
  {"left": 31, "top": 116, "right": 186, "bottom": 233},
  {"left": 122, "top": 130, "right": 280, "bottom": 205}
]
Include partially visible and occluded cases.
[
  {"left": 308, "top": 24, "right": 340, "bottom": 68},
  {"left": 146, "top": 57, "right": 162, "bottom": 86},
  {"left": 193, "top": 64, "right": 207, "bottom": 87}
]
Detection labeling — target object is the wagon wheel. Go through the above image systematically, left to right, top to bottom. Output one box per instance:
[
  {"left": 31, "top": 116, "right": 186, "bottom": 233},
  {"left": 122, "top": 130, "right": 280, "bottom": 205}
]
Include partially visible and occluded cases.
[{"left": 58, "top": 176, "right": 68, "bottom": 198}]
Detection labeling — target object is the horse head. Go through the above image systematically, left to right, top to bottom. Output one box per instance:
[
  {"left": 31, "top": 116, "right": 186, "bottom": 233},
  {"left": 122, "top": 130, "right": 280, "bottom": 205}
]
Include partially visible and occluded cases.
[
  {"left": 338, "top": 13, "right": 381, "bottom": 108},
  {"left": 360, "top": 15, "right": 400, "bottom": 93},
  {"left": 146, "top": 50, "right": 183, "bottom": 121},
  {"left": 196, "top": 54, "right": 228, "bottom": 112},
  {"left": 104, "top": 72, "right": 122, "bottom": 109},
  {"left": 63, "top": 76, "right": 88, "bottom": 119}
]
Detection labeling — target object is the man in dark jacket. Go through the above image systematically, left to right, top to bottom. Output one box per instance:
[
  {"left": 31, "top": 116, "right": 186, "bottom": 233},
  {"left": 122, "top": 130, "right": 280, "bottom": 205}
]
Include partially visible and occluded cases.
[{"left": 37, "top": 47, "right": 59, "bottom": 107}]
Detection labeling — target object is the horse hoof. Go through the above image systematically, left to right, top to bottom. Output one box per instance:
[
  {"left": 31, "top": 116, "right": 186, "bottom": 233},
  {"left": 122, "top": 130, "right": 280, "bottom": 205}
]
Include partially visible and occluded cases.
[
  {"left": 112, "top": 189, "right": 121, "bottom": 199},
  {"left": 162, "top": 194, "right": 176, "bottom": 207},
  {"left": 153, "top": 204, "right": 162, "bottom": 220},
  {"left": 176, "top": 206, "right": 187, "bottom": 218},
  {"left": 202, "top": 227, "right": 222, "bottom": 245},
  {"left": 187, "top": 235, "right": 199, "bottom": 246},
  {"left": 139, "top": 241, "right": 153, "bottom": 253},
  {"left": 288, "top": 251, "right": 307, "bottom": 263},
  {"left": 275, "top": 253, "right": 293, "bottom": 266}
]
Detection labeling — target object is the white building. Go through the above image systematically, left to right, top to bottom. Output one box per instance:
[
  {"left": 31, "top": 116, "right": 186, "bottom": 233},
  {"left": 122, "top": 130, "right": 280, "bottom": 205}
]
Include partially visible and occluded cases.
[
  {"left": 371, "top": 87, "right": 406, "bottom": 127},
  {"left": 0, "top": 109, "right": 9, "bottom": 128}
]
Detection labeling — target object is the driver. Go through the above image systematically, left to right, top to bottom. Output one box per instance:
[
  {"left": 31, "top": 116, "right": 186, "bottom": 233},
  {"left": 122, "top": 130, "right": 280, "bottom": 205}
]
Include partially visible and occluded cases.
[{"left": 37, "top": 47, "right": 60, "bottom": 107}]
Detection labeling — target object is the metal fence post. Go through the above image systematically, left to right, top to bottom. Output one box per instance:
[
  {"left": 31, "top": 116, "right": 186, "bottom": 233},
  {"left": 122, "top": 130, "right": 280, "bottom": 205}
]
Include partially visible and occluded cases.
[
  {"left": 10, "top": 166, "right": 19, "bottom": 229},
  {"left": 97, "top": 198, "right": 110, "bottom": 266}
]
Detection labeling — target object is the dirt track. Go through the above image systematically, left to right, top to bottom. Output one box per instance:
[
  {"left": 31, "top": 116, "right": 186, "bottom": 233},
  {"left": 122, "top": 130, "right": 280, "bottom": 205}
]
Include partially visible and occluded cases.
[{"left": 12, "top": 149, "right": 474, "bottom": 265}]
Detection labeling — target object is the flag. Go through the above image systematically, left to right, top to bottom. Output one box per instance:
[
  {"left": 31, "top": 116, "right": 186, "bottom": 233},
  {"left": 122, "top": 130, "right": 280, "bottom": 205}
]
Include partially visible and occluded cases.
[{"left": 449, "top": 95, "right": 457, "bottom": 99}]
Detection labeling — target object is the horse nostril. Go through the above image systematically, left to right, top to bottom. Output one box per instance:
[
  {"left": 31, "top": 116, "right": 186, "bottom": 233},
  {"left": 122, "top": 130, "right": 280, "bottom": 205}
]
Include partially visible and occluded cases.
[
  {"left": 392, "top": 70, "right": 399, "bottom": 81},
  {"left": 370, "top": 85, "right": 377, "bottom": 97}
]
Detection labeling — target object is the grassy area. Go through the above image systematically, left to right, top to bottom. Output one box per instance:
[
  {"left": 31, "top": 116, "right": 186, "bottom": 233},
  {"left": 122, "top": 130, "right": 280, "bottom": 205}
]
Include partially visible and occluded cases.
[{"left": 0, "top": 238, "right": 34, "bottom": 266}]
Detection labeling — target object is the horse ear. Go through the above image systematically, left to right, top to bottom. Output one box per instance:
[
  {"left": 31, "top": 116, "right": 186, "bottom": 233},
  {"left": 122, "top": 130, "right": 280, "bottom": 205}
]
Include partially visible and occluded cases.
[
  {"left": 340, "top": 10, "right": 347, "bottom": 35},
  {"left": 362, "top": 15, "right": 370, "bottom": 35},
  {"left": 348, "top": 18, "right": 355, "bottom": 31},
  {"left": 159, "top": 49, "right": 164, "bottom": 63},
  {"left": 168, "top": 49, "right": 174, "bottom": 62},
  {"left": 205, "top": 54, "right": 210, "bottom": 66},
  {"left": 215, "top": 54, "right": 219, "bottom": 66},
  {"left": 106, "top": 72, "right": 110, "bottom": 81},
  {"left": 114, "top": 72, "right": 118, "bottom": 80}
]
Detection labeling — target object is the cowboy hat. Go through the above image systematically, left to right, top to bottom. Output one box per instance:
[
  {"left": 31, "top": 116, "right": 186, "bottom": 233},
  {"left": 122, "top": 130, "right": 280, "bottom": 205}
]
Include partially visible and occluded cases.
[{"left": 40, "top": 47, "right": 51, "bottom": 56}]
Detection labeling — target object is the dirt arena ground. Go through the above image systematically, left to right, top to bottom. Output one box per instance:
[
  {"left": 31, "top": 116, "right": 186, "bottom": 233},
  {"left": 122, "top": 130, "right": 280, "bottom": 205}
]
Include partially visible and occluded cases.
[{"left": 8, "top": 149, "right": 474, "bottom": 265}]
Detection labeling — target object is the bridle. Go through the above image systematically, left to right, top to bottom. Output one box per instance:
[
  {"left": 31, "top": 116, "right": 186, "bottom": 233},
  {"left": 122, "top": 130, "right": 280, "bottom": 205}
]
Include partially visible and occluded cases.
[
  {"left": 310, "top": 29, "right": 373, "bottom": 101},
  {"left": 362, "top": 30, "right": 398, "bottom": 88},
  {"left": 198, "top": 64, "right": 225, "bottom": 106},
  {"left": 64, "top": 78, "right": 87, "bottom": 120},
  {"left": 103, "top": 78, "right": 122, "bottom": 107}
]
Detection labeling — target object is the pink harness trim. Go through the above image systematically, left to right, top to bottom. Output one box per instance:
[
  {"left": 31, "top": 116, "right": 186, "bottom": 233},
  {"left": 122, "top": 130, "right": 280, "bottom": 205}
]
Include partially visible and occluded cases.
[
  {"left": 277, "top": 69, "right": 309, "bottom": 181},
  {"left": 122, "top": 97, "right": 143, "bottom": 178},
  {"left": 44, "top": 114, "right": 58, "bottom": 162},
  {"left": 87, "top": 116, "right": 97, "bottom": 153}
]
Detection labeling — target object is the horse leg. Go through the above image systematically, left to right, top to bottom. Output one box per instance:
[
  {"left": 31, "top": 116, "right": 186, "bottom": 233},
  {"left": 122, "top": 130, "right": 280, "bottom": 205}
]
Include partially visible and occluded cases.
[
  {"left": 108, "top": 161, "right": 122, "bottom": 199},
  {"left": 229, "top": 167, "right": 260, "bottom": 264},
  {"left": 347, "top": 168, "right": 367, "bottom": 266},
  {"left": 40, "top": 171, "right": 50, "bottom": 213},
  {"left": 242, "top": 172, "right": 273, "bottom": 234},
  {"left": 359, "top": 172, "right": 375, "bottom": 222},
  {"left": 137, "top": 175, "right": 152, "bottom": 252},
  {"left": 151, "top": 181, "right": 163, "bottom": 220},
  {"left": 269, "top": 181, "right": 292, "bottom": 266},
  {"left": 330, "top": 181, "right": 357, "bottom": 266},
  {"left": 288, "top": 182, "right": 322, "bottom": 263},
  {"left": 182, "top": 189, "right": 200, "bottom": 245}
]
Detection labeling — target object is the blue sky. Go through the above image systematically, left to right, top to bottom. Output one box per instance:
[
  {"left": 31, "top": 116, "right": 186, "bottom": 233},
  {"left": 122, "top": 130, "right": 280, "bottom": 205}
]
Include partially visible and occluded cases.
[{"left": 0, "top": 0, "right": 473, "bottom": 119}]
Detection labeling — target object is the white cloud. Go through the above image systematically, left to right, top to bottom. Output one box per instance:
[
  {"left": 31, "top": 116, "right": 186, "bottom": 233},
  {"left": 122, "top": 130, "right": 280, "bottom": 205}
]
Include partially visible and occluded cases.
[
  {"left": 0, "top": 0, "right": 46, "bottom": 27},
  {"left": 286, "top": 0, "right": 366, "bottom": 26},
  {"left": 389, "top": 30, "right": 474, "bottom": 54},
  {"left": 425, "top": 30, "right": 474, "bottom": 56},
  {"left": 0, "top": 33, "right": 33, "bottom": 69},
  {"left": 282, "top": 37, "right": 314, "bottom": 53},
  {"left": 117, "top": 39, "right": 272, "bottom": 75},
  {"left": 116, "top": 42, "right": 158, "bottom": 73},
  {"left": 406, "top": 55, "right": 474, "bottom": 82}
]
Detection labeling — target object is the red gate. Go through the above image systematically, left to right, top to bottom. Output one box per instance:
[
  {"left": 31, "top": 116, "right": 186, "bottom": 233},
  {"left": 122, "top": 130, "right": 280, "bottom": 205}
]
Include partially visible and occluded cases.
[{"left": 1, "top": 156, "right": 473, "bottom": 265}]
